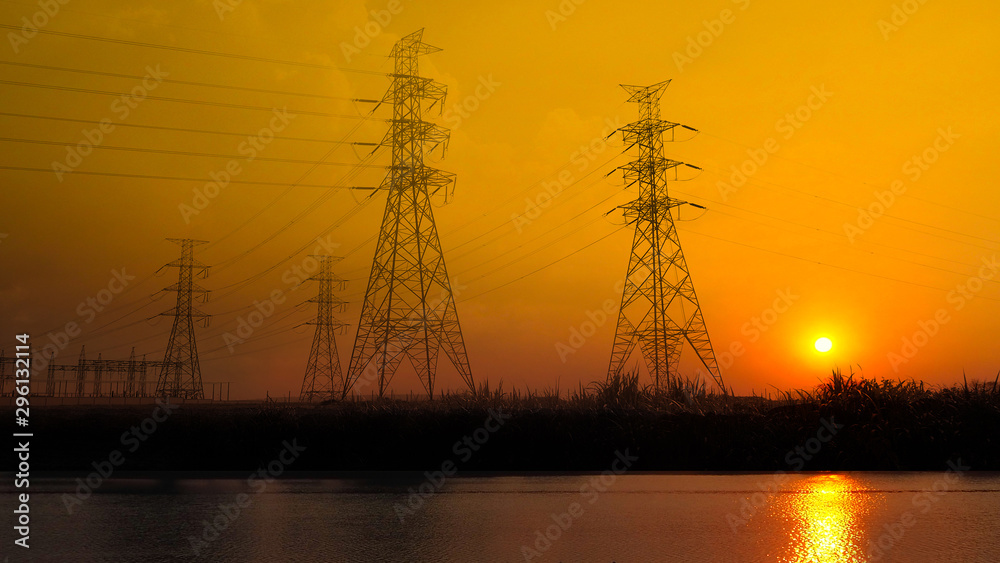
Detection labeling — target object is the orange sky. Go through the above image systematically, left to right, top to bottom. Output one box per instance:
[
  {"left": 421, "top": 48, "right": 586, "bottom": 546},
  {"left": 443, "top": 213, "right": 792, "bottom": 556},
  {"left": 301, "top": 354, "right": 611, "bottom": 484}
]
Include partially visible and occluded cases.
[{"left": 1, "top": 0, "right": 998, "bottom": 398}]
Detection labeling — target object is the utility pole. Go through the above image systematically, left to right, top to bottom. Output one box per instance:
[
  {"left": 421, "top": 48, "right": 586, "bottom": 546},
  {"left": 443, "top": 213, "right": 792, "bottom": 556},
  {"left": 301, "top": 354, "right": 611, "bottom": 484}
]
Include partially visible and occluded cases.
[
  {"left": 345, "top": 29, "right": 475, "bottom": 400},
  {"left": 607, "top": 80, "right": 725, "bottom": 393},
  {"left": 155, "top": 238, "right": 210, "bottom": 399},
  {"left": 300, "top": 255, "right": 348, "bottom": 402}
]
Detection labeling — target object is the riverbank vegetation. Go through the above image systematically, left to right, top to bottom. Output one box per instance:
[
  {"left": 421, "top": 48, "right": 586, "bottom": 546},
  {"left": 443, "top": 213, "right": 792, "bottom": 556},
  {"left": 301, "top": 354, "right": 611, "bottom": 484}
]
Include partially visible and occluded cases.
[{"left": 14, "top": 371, "right": 999, "bottom": 473}]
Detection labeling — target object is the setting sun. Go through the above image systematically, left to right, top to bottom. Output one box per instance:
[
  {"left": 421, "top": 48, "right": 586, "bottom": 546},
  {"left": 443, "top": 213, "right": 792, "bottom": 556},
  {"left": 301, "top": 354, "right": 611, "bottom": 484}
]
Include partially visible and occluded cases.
[{"left": 814, "top": 337, "right": 833, "bottom": 353}]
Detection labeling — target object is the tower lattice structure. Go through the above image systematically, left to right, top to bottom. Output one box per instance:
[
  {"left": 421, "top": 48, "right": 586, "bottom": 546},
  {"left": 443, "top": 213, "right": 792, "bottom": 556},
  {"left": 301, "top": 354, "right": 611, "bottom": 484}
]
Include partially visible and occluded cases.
[
  {"left": 345, "top": 29, "right": 474, "bottom": 399},
  {"left": 607, "top": 80, "right": 725, "bottom": 393},
  {"left": 155, "top": 238, "right": 210, "bottom": 399},
  {"left": 300, "top": 255, "right": 348, "bottom": 402}
]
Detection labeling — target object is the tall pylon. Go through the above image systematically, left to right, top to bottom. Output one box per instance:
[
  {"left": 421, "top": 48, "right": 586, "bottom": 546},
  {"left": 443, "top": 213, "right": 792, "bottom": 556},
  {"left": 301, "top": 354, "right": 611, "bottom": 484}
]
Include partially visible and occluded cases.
[
  {"left": 345, "top": 29, "right": 474, "bottom": 399},
  {"left": 607, "top": 80, "right": 725, "bottom": 393},
  {"left": 155, "top": 238, "right": 210, "bottom": 399},
  {"left": 300, "top": 255, "right": 348, "bottom": 402}
]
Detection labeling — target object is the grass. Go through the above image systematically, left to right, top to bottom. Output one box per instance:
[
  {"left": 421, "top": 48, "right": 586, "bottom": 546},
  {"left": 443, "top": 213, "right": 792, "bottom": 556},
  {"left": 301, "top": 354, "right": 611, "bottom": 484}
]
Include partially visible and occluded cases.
[
  {"left": 436, "top": 369, "right": 1000, "bottom": 417},
  {"left": 11, "top": 370, "right": 999, "bottom": 472}
]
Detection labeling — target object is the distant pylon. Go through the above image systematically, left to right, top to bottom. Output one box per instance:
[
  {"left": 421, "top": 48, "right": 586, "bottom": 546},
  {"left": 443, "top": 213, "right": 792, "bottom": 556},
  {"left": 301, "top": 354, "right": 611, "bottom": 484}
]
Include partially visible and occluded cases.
[
  {"left": 345, "top": 29, "right": 474, "bottom": 399},
  {"left": 607, "top": 81, "right": 725, "bottom": 393},
  {"left": 155, "top": 238, "right": 210, "bottom": 399},
  {"left": 300, "top": 255, "right": 349, "bottom": 402},
  {"left": 76, "top": 345, "right": 86, "bottom": 397},
  {"left": 126, "top": 348, "right": 137, "bottom": 397},
  {"left": 0, "top": 350, "right": 7, "bottom": 396},
  {"left": 93, "top": 352, "right": 103, "bottom": 397}
]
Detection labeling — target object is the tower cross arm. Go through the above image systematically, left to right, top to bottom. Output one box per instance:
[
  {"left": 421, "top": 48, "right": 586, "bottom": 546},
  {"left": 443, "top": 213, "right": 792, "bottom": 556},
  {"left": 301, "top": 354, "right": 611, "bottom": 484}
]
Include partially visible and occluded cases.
[
  {"left": 620, "top": 119, "right": 685, "bottom": 142},
  {"left": 160, "top": 282, "right": 211, "bottom": 293}
]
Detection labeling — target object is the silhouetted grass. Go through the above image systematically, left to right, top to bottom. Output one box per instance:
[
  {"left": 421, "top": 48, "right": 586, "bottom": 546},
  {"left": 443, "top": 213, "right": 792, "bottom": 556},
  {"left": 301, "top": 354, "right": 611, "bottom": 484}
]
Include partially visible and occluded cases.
[{"left": 11, "top": 370, "right": 999, "bottom": 472}]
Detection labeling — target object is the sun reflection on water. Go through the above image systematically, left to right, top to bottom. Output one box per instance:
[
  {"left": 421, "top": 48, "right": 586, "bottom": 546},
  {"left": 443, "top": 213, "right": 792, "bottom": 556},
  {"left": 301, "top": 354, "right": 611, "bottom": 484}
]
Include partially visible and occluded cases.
[{"left": 781, "top": 474, "right": 874, "bottom": 563}]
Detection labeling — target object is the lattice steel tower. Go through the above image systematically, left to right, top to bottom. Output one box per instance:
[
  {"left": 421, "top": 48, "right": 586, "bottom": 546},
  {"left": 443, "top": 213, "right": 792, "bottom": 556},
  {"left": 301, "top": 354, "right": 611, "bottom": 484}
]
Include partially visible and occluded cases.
[
  {"left": 345, "top": 29, "right": 474, "bottom": 399},
  {"left": 607, "top": 80, "right": 725, "bottom": 392},
  {"left": 155, "top": 238, "right": 210, "bottom": 399},
  {"left": 300, "top": 255, "right": 348, "bottom": 402}
]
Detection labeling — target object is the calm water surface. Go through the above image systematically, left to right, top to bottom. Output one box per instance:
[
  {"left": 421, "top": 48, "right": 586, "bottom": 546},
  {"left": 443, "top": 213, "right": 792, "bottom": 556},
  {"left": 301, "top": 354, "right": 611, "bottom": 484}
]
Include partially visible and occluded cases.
[{"left": 5, "top": 473, "right": 999, "bottom": 562}]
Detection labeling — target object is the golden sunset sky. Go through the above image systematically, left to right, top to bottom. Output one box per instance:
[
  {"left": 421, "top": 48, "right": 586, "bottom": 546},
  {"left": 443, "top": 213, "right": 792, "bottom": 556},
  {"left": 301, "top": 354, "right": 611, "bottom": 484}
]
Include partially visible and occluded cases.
[{"left": 1, "top": 0, "right": 998, "bottom": 397}]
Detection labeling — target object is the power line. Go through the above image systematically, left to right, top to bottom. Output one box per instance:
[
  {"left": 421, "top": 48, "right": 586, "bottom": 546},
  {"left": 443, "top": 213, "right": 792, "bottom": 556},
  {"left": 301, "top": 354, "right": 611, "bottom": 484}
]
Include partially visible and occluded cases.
[
  {"left": 0, "top": 0, "right": 388, "bottom": 58},
  {"left": 0, "top": 24, "right": 387, "bottom": 75},
  {"left": 0, "top": 61, "right": 380, "bottom": 102},
  {"left": 0, "top": 79, "right": 386, "bottom": 119},
  {"left": 440, "top": 102, "right": 628, "bottom": 239},
  {"left": 203, "top": 105, "right": 384, "bottom": 252},
  {"left": 54, "top": 107, "right": 387, "bottom": 344},
  {"left": 0, "top": 111, "right": 380, "bottom": 144},
  {"left": 699, "top": 130, "right": 1000, "bottom": 224},
  {"left": 0, "top": 136, "right": 388, "bottom": 168},
  {"left": 207, "top": 147, "right": 386, "bottom": 274},
  {"left": 334, "top": 147, "right": 629, "bottom": 280},
  {"left": 198, "top": 151, "right": 386, "bottom": 316},
  {"left": 446, "top": 151, "right": 625, "bottom": 258},
  {"left": 698, "top": 165, "right": 1000, "bottom": 251},
  {"left": 0, "top": 166, "right": 378, "bottom": 188},
  {"left": 446, "top": 168, "right": 1000, "bottom": 306},
  {"left": 450, "top": 178, "right": 623, "bottom": 275},
  {"left": 671, "top": 187, "right": 1000, "bottom": 274},
  {"left": 210, "top": 195, "right": 378, "bottom": 296},
  {"left": 678, "top": 196, "right": 1000, "bottom": 290},
  {"left": 457, "top": 200, "right": 1000, "bottom": 307},
  {"left": 677, "top": 225, "right": 1000, "bottom": 302},
  {"left": 459, "top": 226, "right": 628, "bottom": 302},
  {"left": 133, "top": 297, "right": 317, "bottom": 361},
  {"left": 172, "top": 304, "right": 309, "bottom": 358},
  {"left": 201, "top": 324, "right": 313, "bottom": 361}
]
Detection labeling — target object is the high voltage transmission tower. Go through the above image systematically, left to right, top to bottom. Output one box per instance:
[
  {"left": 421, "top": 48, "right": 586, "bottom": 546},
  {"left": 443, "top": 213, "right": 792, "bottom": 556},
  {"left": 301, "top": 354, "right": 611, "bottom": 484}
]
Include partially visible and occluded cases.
[
  {"left": 345, "top": 29, "right": 475, "bottom": 399},
  {"left": 607, "top": 80, "right": 726, "bottom": 393},
  {"left": 155, "top": 238, "right": 210, "bottom": 399},
  {"left": 300, "top": 255, "right": 348, "bottom": 402}
]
